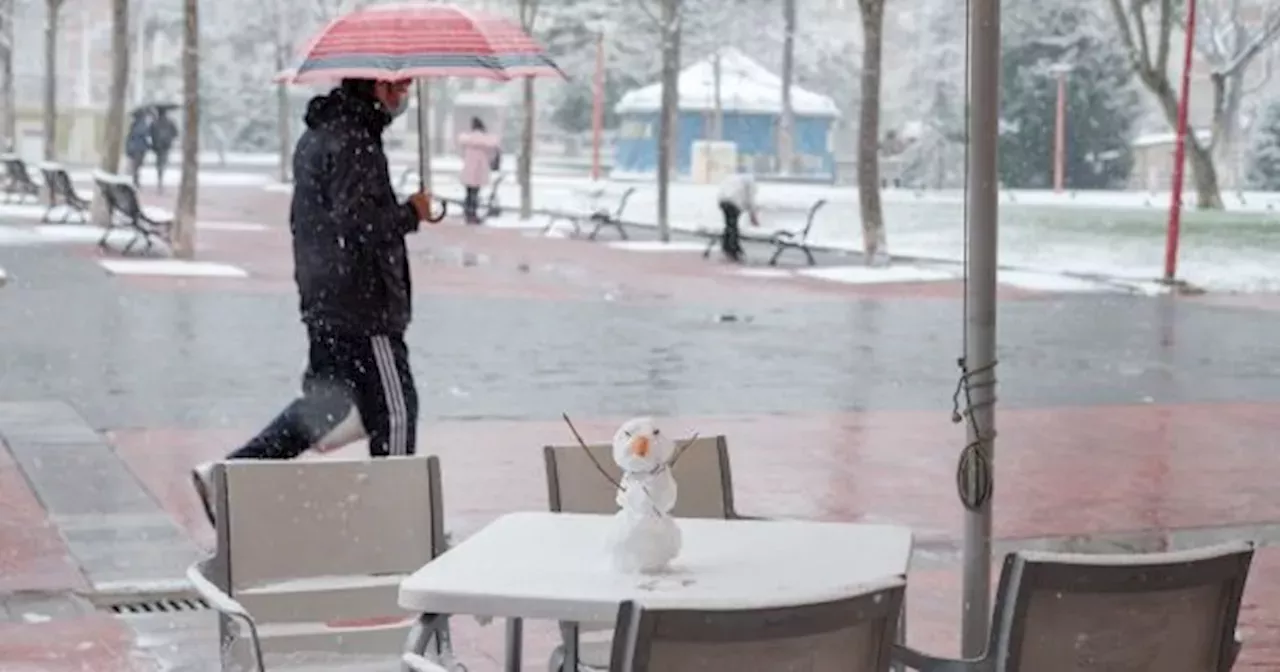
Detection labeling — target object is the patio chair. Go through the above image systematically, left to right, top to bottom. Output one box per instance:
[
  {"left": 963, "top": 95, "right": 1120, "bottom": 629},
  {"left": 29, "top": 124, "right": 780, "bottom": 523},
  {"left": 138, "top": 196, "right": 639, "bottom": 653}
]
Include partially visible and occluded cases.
[
  {"left": 542, "top": 435, "right": 753, "bottom": 671},
  {"left": 185, "top": 456, "right": 458, "bottom": 671},
  {"left": 894, "top": 541, "right": 1255, "bottom": 672},
  {"left": 610, "top": 577, "right": 905, "bottom": 671},
  {"left": 402, "top": 580, "right": 906, "bottom": 672}
]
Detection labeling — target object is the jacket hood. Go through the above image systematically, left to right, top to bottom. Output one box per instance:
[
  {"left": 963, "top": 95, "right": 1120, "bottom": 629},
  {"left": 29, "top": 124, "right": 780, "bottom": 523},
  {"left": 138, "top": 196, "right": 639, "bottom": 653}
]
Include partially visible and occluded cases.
[{"left": 303, "top": 87, "right": 390, "bottom": 134}]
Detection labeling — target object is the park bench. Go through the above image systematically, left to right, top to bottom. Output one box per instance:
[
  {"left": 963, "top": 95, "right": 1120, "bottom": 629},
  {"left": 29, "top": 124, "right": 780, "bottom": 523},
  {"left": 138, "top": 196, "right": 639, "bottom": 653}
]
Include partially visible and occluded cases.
[
  {"left": 1, "top": 154, "right": 41, "bottom": 204},
  {"left": 38, "top": 162, "right": 90, "bottom": 224},
  {"left": 396, "top": 168, "right": 498, "bottom": 221},
  {"left": 92, "top": 171, "right": 173, "bottom": 254},
  {"left": 541, "top": 186, "right": 637, "bottom": 240},
  {"left": 702, "top": 198, "right": 828, "bottom": 266},
  {"left": 185, "top": 455, "right": 459, "bottom": 672}
]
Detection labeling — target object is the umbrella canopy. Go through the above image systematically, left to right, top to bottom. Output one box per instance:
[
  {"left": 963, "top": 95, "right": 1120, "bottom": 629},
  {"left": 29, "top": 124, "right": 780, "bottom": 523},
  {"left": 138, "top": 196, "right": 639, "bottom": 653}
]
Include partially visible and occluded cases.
[{"left": 280, "top": 2, "right": 563, "bottom": 84}]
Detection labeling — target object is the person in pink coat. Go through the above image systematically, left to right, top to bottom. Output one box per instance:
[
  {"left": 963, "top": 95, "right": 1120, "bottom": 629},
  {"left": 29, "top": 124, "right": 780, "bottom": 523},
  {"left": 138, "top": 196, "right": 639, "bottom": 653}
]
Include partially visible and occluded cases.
[{"left": 457, "top": 117, "right": 500, "bottom": 224}]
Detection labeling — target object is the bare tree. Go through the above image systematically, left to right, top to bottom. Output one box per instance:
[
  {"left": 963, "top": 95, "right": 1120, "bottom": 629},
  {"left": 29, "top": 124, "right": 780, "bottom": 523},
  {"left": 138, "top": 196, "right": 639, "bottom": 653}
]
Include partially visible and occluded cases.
[
  {"left": 0, "top": 0, "right": 14, "bottom": 151},
  {"left": 43, "top": 0, "right": 66, "bottom": 160},
  {"left": 91, "top": 0, "right": 130, "bottom": 229},
  {"left": 172, "top": 0, "right": 198, "bottom": 258},
  {"left": 270, "top": 0, "right": 293, "bottom": 183},
  {"left": 518, "top": 0, "right": 539, "bottom": 220},
  {"left": 635, "top": 0, "right": 681, "bottom": 241},
  {"left": 777, "top": 0, "right": 796, "bottom": 175},
  {"left": 856, "top": 0, "right": 887, "bottom": 263},
  {"left": 1105, "top": 0, "right": 1279, "bottom": 209},
  {"left": 1192, "top": 0, "right": 1280, "bottom": 188}
]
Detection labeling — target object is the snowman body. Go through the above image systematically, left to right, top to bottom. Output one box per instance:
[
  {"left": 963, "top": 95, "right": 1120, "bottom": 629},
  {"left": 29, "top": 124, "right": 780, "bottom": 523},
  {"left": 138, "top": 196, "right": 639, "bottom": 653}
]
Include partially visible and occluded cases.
[{"left": 607, "top": 417, "right": 683, "bottom": 574}]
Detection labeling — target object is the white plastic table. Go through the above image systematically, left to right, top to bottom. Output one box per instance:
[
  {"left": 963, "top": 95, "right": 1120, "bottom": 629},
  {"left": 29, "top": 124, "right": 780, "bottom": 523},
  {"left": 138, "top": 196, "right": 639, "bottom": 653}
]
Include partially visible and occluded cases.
[{"left": 399, "top": 511, "right": 913, "bottom": 671}]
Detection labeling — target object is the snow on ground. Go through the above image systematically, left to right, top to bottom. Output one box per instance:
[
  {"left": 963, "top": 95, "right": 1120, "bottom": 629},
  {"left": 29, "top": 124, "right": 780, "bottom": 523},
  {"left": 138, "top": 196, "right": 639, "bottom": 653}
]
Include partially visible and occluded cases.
[
  {"left": 389, "top": 174, "right": 1279, "bottom": 294},
  {"left": 98, "top": 259, "right": 248, "bottom": 278}
]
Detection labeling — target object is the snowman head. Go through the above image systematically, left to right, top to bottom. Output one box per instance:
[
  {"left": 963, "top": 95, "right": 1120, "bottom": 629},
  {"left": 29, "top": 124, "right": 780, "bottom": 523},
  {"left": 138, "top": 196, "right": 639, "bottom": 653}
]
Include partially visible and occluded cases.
[{"left": 611, "top": 416, "right": 676, "bottom": 474}]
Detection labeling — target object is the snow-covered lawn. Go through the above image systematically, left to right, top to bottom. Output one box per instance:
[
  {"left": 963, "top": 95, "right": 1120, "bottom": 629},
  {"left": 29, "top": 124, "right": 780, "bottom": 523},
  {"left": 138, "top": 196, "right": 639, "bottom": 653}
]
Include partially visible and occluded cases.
[{"left": 380, "top": 174, "right": 1279, "bottom": 293}]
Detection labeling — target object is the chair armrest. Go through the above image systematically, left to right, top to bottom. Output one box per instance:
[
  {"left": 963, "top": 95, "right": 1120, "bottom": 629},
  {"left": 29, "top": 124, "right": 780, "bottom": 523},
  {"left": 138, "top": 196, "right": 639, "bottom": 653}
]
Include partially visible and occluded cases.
[
  {"left": 185, "top": 562, "right": 251, "bottom": 619},
  {"left": 893, "top": 645, "right": 989, "bottom": 672},
  {"left": 402, "top": 653, "right": 451, "bottom": 672}
]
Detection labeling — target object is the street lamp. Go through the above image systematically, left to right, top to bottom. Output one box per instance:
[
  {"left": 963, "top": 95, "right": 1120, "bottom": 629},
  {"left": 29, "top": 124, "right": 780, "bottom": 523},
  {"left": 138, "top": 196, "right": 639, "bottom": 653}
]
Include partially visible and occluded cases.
[{"left": 1048, "top": 62, "right": 1073, "bottom": 194}]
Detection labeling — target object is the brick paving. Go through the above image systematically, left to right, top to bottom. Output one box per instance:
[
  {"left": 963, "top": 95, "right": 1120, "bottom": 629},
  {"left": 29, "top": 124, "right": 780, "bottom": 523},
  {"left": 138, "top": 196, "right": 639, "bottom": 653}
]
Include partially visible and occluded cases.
[{"left": 2, "top": 184, "right": 1280, "bottom": 669}]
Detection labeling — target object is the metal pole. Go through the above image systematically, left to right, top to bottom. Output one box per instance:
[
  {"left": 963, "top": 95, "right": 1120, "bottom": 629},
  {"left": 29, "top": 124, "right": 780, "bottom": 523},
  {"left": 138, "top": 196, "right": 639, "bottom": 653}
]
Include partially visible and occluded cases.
[
  {"left": 961, "top": 0, "right": 1000, "bottom": 657},
  {"left": 1164, "top": 0, "right": 1197, "bottom": 282},
  {"left": 590, "top": 31, "right": 605, "bottom": 182},
  {"left": 1053, "top": 73, "right": 1066, "bottom": 193},
  {"left": 416, "top": 80, "right": 432, "bottom": 191}
]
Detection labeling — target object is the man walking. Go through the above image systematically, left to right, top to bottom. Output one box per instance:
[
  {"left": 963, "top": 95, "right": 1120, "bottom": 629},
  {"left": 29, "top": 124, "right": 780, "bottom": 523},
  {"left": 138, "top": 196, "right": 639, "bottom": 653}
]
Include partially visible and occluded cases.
[
  {"left": 191, "top": 78, "right": 435, "bottom": 525},
  {"left": 149, "top": 107, "right": 178, "bottom": 193},
  {"left": 716, "top": 171, "right": 760, "bottom": 263}
]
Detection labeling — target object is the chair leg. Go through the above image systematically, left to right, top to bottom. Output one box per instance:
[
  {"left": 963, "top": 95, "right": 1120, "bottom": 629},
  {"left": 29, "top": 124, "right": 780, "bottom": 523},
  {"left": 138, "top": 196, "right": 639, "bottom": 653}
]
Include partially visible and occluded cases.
[
  {"left": 40, "top": 205, "right": 53, "bottom": 223},
  {"left": 587, "top": 220, "right": 602, "bottom": 241},
  {"left": 615, "top": 221, "right": 628, "bottom": 241},
  {"left": 97, "top": 226, "right": 112, "bottom": 248},
  {"left": 703, "top": 237, "right": 715, "bottom": 259},
  {"left": 769, "top": 245, "right": 785, "bottom": 267},
  {"left": 803, "top": 246, "right": 816, "bottom": 266}
]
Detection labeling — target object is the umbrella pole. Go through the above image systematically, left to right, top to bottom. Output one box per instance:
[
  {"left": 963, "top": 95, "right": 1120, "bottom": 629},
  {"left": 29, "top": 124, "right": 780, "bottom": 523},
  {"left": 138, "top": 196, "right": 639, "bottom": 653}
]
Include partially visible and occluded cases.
[
  {"left": 960, "top": 0, "right": 1001, "bottom": 657},
  {"left": 416, "top": 79, "right": 432, "bottom": 191}
]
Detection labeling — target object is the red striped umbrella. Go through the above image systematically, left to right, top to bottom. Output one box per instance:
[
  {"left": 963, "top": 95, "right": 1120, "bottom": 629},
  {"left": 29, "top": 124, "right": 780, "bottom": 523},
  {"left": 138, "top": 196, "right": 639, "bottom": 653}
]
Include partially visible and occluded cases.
[{"left": 281, "top": 2, "right": 563, "bottom": 84}]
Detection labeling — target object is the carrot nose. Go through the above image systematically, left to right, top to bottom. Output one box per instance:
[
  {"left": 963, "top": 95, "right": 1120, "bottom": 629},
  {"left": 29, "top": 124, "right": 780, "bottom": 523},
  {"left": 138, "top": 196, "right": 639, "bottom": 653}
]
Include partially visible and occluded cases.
[{"left": 629, "top": 435, "right": 650, "bottom": 458}]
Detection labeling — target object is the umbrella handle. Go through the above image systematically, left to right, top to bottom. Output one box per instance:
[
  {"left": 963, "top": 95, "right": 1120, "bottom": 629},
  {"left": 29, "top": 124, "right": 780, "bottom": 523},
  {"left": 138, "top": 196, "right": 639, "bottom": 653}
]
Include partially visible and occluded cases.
[{"left": 425, "top": 199, "right": 447, "bottom": 223}]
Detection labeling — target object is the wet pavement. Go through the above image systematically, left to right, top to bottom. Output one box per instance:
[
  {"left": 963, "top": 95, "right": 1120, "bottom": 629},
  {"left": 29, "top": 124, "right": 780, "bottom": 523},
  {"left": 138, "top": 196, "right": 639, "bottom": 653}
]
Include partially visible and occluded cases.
[{"left": 2, "top": 185, "right": 1280, "bottom": 669}]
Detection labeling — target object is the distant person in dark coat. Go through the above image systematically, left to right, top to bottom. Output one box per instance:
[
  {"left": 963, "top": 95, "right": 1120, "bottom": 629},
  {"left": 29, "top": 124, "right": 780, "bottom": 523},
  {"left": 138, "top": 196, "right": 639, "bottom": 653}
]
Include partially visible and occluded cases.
[
  {"left": 189, "top": 77, "right": 436, "bottom": 526},
  {"left": 149, "top": 108, "right": 178, "bottom": 193},
  {"left": 125, "top": 110, "right": 152, "bottom": 188}
]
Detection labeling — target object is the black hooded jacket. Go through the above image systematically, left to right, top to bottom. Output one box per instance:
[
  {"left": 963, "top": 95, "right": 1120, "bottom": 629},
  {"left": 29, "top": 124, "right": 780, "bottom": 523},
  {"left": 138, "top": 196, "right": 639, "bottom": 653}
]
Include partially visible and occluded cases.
[{"left": 290, "top": 85, "right": 419, "bottom": 337}]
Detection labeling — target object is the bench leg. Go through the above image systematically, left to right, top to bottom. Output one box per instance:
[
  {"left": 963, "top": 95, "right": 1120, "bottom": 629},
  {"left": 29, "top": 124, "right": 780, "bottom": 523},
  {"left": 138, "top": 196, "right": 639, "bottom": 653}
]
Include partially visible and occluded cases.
[
  {"left": 40, "top": 204, "right": 54, "bottom": 223},
  {"left": 614, "top": 221, "right": 628, "bottom": 241},
  {"left": 703, "top": 237, "right": 716, "bottom": 259},
  {"left": 768, "top": 244, "right": 786, "bottom": 267},
  {"left": 802, "top": 245, "right": 816, "bottom": 266}
]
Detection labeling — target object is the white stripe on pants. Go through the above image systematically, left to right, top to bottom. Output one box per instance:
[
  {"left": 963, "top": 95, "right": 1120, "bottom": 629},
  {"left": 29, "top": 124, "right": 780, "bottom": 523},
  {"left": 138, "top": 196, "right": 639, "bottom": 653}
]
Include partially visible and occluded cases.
[{"left": 370, "top": 335, "right": 410, "bottom": 456}]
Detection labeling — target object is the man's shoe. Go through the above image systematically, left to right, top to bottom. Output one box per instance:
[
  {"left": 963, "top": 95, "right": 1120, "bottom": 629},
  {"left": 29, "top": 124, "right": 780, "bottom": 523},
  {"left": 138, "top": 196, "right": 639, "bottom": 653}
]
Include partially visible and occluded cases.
[{"left": 191, "top": 461, "right": 216, "bottom": 526}]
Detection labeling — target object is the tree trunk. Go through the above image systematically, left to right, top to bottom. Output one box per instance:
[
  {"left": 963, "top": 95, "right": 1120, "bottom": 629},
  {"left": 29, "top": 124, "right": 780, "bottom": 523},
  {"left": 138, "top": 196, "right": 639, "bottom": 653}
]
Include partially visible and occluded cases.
[
  {"left": 0, "top": 0, "right": 14, "bottom": 152},
  {"left": 43, "top": 0, "right": 62, "bottom": 161},
  {"left": 91, "top": 0, "right": 130, "bottom": 229},
  {"left": 172, "top": 0, "right": 199, "bottom": 259},
  {"left": 517, "top": 0, "right": 538, "bottom": 220},
  {"left": 656, "top": 0, "right": 680, "bottom": 242},
  {"left": 778, "top": 0, "right": 796, "bottom": 175},
  {"left": 857, "top": 0, "right": 887, "bottom": 263},
  {"left": 273, "top": 4, "right": 293, "bottom": 183},
  {"left": 711, "top": 50, "right": 722, "bottom": 141},
  {"left": 519, "top": 76, "right": 534, "bottom": 219},
  {"left": 432, "top": 80, "right": 448, "bottom": 156},
  {"left": 1187, "top": 137, "right": 1224, "bottom": 209}
]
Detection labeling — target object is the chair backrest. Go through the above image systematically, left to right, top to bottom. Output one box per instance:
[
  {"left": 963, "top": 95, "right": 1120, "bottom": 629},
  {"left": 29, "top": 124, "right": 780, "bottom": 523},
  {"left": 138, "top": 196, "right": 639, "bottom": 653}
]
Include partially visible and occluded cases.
[
  {"left": 92, "top": 171, "right": 135, "bottom": 216},
  {"left": 614, "top": 187, "right": 638, "bottom": 219},
  {"left": 799, "top": 199, "right": 828, "bottom": 240},
  {"left": 544, "top": 436, "right": 736, "bottom": 519},
  {"left": 209, "top": 456, "right": 445, "bottom": 658},
  {"left": 990, "top": 541, "right": 1254, "bottom": 672},
  {"left": 610, "top": 578, "right": 904, "bottom": 672}
]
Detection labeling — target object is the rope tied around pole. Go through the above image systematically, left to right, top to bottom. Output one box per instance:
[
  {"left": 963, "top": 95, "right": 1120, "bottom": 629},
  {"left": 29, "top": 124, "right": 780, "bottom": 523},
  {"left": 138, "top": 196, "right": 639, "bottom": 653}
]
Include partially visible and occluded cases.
[{"left": 952, "top": 356, "right": 996, "bottom": 512}]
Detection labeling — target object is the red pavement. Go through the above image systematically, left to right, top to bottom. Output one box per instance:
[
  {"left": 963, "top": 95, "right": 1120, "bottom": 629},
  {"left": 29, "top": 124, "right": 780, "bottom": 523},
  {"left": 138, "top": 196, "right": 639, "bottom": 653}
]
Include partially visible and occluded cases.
[{"left": 6, "top": 184, "right": 1280, "bottom": 669}]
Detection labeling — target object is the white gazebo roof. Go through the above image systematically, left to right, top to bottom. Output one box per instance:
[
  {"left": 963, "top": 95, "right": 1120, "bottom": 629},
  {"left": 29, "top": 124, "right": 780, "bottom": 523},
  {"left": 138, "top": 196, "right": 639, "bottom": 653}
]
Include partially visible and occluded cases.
[{"left": 615, "top": 48, "right": 839, "bottom": 118}]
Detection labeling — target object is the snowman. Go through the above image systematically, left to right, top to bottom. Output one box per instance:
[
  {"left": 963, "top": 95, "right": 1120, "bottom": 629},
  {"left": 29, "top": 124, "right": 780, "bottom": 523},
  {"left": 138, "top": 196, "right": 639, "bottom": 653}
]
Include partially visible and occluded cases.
[{"left": 606, "top": 417, "right": 683, "bottom": 574}]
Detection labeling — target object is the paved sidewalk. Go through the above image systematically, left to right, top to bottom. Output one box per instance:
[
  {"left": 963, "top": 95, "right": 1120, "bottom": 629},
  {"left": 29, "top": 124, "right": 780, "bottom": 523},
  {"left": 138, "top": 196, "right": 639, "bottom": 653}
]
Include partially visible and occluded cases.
[{"left": 2, "top": 198, "right": 1280, "bottom": 669}]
